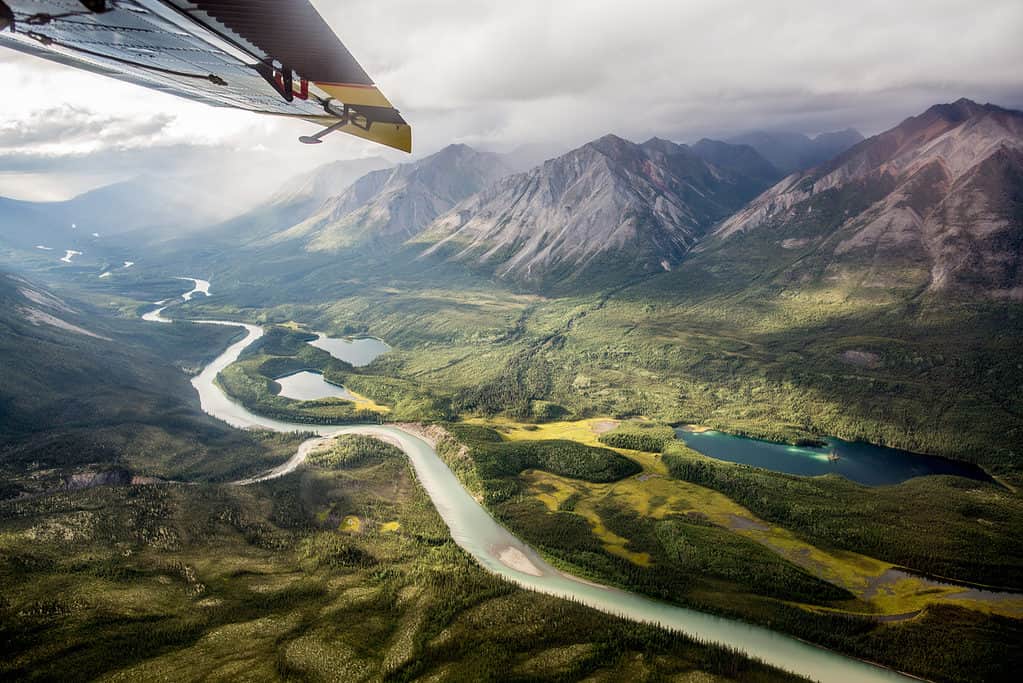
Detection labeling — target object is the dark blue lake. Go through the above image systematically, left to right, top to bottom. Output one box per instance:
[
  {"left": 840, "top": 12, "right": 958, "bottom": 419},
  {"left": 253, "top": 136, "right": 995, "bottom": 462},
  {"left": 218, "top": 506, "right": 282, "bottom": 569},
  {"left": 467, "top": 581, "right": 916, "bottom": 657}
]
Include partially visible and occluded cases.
[{"left": 674, "top": 428, "right": 994, "bottom": 487}]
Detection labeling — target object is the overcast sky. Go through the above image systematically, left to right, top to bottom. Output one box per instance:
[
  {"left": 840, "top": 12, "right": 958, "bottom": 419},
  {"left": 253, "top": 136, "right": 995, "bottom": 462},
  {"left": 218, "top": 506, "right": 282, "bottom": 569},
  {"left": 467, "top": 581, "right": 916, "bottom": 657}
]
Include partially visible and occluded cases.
[{"left": 1, "top": 0, "right": 1021, "bottom": 201}]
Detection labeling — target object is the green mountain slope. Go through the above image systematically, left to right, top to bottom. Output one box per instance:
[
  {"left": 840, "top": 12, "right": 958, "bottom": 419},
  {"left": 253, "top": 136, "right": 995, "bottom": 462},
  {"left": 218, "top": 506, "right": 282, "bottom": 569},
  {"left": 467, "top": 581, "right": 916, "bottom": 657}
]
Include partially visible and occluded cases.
[{"left": 0, "top": 271, "right": 302, "bottom": 496}]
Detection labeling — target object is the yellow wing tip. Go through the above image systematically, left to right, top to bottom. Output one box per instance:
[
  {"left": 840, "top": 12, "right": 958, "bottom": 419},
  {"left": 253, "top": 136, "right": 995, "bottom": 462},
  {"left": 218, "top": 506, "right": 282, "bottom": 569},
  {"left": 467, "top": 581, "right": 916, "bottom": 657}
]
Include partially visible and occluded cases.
[
  {"left": 313, "top": 82, "right": 411, "bottom": 152},
  {"left": 316, "top": 82, "right": 392, "bottom": 109},
  {"left": 342, "top": 121, "right": 412, "bottom": 153}
]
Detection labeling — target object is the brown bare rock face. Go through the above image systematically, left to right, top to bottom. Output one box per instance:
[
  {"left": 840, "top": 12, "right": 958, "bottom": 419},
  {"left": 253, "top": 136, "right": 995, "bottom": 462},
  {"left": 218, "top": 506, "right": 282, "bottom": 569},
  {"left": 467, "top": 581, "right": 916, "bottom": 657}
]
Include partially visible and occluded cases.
[
  {"left": 715, "top": 99, "right": 1023, "bottom": 299},
  {"left": 415, "top": 134, "right": 778, "bottom": 290},
  {"left": 264, "top": 144, "right": 512, "bottom": 252}
]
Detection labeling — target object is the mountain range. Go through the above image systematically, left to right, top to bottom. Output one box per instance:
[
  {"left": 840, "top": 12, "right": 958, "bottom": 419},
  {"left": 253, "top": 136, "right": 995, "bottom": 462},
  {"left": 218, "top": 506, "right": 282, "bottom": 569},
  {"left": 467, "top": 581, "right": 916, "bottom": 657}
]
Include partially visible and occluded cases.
[
  {"left": 222, "top": 98, "right": 1018, "bottom": 299},
  {"left": 4, "top": 99, "right": 1018, "bottom": 301},
  {"left": 714, "top": 99, "right": 1023, "bottom": 299},
  {"left": 727, "top": 128, "right": 866, "bottom": 173},
  {"left": 414, "top": 135, "right": 780, "bottom": 288}
]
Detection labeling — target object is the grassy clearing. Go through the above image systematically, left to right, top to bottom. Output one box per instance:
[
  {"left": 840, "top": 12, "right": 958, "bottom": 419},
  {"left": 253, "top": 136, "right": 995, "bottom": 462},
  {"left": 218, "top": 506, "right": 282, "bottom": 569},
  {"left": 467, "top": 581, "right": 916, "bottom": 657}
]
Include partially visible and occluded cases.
[
  {"left": 345, "top": 388, "right": 391, "bottom": 414},
  {"left": 474, "top": 418, "right": 1023, "bottom": 610},
  {"left": 435, "top": 419, "right": 1023, "bottom": 681},
  {"left": 437, "top": 423, "right": 640, "bottom": 507},
  {"left": 663, "top": 441, "right": 1023, "bottom": 590}
]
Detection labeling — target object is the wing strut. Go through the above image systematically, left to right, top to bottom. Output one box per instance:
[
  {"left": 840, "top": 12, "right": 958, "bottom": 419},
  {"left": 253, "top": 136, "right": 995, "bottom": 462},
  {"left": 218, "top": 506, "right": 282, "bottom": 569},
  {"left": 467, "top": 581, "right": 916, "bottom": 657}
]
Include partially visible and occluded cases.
[
  {"left": 299, "top": 100, "right": 371, "bottom": 144},
  {"left": 299, "top": 118, "right": 349, "bottom": 145}
]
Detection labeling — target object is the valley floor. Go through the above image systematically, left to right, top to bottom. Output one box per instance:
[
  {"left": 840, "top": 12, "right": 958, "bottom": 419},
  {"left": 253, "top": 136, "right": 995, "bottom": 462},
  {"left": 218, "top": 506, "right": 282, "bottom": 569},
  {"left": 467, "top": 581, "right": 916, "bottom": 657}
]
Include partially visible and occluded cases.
[
  {"left": 3, "top": 268, "right": 1022, "bottom": 682},
  {"left": 428, "top": 418, "right": 1023, "bottom": 683}
]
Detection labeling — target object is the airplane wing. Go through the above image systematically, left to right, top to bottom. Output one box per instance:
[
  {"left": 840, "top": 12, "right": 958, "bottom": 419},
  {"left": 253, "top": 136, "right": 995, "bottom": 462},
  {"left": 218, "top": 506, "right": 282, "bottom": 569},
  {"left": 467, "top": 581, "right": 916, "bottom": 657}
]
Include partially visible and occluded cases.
[{"left": 0, "top": 0, "right": 411, "bottom": 152}]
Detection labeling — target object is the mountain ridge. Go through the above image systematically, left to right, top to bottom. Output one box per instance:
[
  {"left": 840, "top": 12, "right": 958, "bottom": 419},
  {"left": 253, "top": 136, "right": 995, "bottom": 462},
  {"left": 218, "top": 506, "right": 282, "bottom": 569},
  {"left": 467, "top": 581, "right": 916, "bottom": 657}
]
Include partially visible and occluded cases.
[
  {"left": 137, "top": 98, "right": 1023, "bottom": 303},
  {"left": 709, "top": 99, "right": 1023, "bottom": 299},
  {"left": 726, "top": 128, "right": 865, "bottom": 173},
  {"left": 413, "top": 134, "right": 779, "bottom": 290},
  {"left": 262, "top": 144, "right": 513, "bottom": 252}
]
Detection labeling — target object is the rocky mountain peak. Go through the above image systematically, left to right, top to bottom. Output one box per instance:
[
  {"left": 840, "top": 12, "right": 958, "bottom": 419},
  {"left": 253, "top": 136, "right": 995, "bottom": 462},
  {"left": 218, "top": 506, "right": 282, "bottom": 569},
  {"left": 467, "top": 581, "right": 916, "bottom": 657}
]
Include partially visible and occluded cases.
[
  {"left": 925, "top": 98, "right": 1002, "bottom": 124},
  {"left": 714, "top": 100, "right": 1023, "bottom": 299},
  {"left": 413, "top": 134, "right": 778, "bottom": 291},
  {"left": 640, "top": 136, "right": 684, "bottom": 155},
  {"left": 260, "top": 144, "right": 513, "bottom": 252}
]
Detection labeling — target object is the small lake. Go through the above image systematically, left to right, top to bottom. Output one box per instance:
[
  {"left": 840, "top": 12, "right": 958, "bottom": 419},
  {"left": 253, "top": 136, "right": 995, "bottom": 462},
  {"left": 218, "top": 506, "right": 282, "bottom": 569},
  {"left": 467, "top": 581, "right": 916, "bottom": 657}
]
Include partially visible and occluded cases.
[
  {"left": 308, "top": 334, "right": 390, "bottom": 367},
  {"left": 275, "top": 371, "right": 357, "bottom": 401},
  {"left": 675, "top": 428, "right": 994, "bottom": 487}
]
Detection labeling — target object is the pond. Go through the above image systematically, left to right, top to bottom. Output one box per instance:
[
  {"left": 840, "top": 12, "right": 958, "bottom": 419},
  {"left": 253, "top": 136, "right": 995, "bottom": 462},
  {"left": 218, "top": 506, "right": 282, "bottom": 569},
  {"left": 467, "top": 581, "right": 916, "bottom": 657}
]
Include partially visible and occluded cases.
[
  {"left": 308, "top": 334, "right": 390, "bottom": 367},
  {"left": 275, "top": 371, "right": 358, "bottom": 402},
  {"left": 675, "top": 428, "right": 995, "bottom": 486}
]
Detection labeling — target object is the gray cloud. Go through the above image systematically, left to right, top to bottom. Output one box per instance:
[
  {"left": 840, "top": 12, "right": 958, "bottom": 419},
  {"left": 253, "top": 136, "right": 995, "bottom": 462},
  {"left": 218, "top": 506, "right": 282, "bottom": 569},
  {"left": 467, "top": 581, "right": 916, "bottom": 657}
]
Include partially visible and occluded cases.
[
  {"left": 0, "top": 0, "right": 1021, "bottom": 200},
  {"left": 327, "top": 0, "right": 1023, "bottom": 152},
  {"left": 0, "top": 107, "right": 174, "bottom": 149},
  {"left": 0, "top": 144, "right": 217, "bottom": 174}
]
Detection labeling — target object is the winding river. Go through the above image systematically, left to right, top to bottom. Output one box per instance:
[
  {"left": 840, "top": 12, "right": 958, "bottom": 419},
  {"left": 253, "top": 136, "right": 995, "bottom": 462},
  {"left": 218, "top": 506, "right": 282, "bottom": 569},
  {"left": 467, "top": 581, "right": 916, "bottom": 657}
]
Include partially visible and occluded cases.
[{"left": 147, "top": 281, "right": 916, "bottom": 683}]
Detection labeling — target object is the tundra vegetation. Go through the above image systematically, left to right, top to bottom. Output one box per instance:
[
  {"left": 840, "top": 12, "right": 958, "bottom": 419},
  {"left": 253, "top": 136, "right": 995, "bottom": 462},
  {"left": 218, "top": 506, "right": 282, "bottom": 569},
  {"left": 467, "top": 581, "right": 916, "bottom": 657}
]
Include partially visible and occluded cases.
[
  {"left": 187, "top": 261, "right": 1023, "bottom": 487},
  {"left": 0, "top": 437, "right": 800, "bottom": 682}
]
